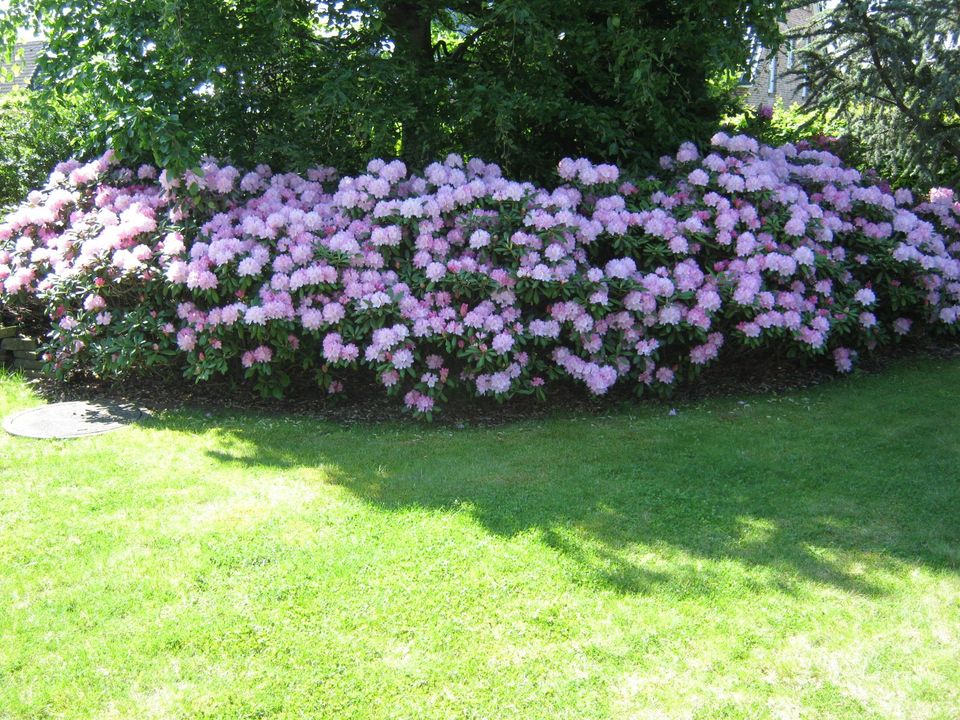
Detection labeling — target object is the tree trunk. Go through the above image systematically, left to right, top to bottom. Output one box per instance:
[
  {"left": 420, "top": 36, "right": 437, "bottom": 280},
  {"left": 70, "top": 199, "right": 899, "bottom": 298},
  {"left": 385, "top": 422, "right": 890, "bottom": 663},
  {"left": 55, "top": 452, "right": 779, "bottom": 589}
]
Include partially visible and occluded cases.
[{"left": 383, "top": 2, "right": 434, "bottom": 165}]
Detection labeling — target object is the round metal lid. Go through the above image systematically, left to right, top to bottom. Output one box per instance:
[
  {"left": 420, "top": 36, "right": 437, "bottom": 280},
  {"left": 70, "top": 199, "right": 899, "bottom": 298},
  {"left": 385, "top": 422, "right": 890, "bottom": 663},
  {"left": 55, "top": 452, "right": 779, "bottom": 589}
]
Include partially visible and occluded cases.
[{"left": 3, "top": 401, "right": 142, "bottom": 439}]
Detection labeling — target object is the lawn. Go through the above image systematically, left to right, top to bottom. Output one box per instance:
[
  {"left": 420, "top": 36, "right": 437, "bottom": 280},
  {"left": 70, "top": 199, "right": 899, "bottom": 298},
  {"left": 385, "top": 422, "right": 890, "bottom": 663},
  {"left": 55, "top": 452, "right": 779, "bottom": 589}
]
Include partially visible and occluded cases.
[{"left": 1, "top": 357, "right": 959, "bottom": 719}]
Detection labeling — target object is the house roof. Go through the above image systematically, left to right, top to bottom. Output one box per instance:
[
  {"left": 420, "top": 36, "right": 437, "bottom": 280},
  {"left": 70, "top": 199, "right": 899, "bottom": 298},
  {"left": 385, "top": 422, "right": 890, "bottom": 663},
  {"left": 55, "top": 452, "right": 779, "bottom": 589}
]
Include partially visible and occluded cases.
[{"left": 0, "top": 40, "right": 45, "bottom": 94}]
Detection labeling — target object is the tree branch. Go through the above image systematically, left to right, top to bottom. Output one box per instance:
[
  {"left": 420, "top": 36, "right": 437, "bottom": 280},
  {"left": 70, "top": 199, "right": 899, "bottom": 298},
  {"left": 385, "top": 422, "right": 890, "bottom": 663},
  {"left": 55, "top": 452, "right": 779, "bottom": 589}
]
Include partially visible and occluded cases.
[
  {"left": 859, "top": 6, "right": 923, "bottom": 126},
  {"left": 445, "top": 22, "right": 492, "bottom": 64}
]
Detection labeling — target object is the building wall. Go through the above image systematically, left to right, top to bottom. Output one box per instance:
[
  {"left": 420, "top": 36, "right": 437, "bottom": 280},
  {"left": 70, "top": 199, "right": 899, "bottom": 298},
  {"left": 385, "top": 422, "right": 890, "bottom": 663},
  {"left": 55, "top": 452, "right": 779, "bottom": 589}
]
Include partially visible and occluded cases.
[{"left": 741, "top": 4, "right": 820, "bottom": 109}]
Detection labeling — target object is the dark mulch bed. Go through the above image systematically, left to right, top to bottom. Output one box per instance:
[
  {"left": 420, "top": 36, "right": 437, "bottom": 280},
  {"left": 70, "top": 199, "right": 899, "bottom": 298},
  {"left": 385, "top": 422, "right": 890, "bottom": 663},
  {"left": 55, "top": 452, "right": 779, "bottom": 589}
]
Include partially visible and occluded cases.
[{"left": 13, "top": 337, "right": 959, "bottom": 427}]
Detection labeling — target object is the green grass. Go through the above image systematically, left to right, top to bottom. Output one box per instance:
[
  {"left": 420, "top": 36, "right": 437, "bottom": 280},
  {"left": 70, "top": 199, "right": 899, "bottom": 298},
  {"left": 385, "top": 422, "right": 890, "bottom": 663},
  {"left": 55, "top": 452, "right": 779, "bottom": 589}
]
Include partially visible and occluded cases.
[{"left": 1, "top": 357, "right": 959, "bottom": 719}]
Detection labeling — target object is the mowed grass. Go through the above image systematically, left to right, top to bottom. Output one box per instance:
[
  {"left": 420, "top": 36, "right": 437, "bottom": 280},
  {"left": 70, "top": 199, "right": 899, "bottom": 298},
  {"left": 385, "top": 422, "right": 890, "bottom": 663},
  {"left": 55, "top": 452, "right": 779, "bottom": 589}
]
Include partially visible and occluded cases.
[{"left": 0, "top": 358, "right": 959, "bottom": 720}]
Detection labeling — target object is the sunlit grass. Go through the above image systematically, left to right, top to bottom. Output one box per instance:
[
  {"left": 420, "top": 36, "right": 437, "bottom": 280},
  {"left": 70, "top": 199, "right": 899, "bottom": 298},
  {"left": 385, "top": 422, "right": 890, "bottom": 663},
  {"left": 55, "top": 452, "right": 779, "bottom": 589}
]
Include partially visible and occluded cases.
[{"left": 1, "top": 358, "right": 958, "bottom": 719}]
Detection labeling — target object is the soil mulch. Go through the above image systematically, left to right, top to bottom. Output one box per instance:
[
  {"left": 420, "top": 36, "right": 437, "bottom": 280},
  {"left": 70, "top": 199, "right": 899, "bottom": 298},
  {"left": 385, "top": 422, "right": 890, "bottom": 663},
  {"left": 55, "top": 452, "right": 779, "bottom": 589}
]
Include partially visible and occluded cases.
[{"left": 17, "top": 339, "right": 960, "bottom": 428}]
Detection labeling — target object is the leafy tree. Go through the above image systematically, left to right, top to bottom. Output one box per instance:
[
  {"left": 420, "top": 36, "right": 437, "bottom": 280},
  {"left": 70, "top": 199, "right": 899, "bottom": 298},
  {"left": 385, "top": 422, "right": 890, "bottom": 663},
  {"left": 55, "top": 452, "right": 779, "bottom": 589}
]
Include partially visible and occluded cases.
[
  {"left": 792, "top": 0, "right": 960, "bottom": 188},
  {"left": 0, "top": 1, "right": 786, "bottom": 180}
]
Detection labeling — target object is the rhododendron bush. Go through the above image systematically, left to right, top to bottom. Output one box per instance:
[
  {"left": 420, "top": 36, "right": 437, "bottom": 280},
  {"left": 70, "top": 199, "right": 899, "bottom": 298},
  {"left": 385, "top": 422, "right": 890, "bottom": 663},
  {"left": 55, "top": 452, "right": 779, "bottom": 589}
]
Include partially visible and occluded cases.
[{"left": 1, "top": 134, "right": 958, "bottom": 416}]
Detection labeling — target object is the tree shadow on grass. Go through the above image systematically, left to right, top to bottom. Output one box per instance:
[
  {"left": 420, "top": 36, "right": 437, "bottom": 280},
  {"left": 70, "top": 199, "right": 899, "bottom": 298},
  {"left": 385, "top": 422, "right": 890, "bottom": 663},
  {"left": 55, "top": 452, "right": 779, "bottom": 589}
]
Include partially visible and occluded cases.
[{"left": 144, "top": 368, "right": 960, "bottom": 598}]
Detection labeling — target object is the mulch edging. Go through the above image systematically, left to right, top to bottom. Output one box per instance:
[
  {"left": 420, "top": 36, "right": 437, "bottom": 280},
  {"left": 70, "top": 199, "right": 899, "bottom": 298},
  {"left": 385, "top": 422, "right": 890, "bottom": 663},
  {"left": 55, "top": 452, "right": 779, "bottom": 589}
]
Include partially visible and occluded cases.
[{"left": 14, "top": 339, "right": 958, "bottom": 428}]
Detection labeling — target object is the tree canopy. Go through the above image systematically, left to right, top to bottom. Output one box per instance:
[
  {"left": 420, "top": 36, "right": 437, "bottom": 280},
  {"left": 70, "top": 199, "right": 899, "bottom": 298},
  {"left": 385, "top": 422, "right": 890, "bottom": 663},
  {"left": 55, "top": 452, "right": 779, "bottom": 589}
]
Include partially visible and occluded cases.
[
  {"left": 0, "top": 0, "right": 786, "bottom": 179},
  {"left": 793, "top": 0, "right": 960, "bottom": 188}
]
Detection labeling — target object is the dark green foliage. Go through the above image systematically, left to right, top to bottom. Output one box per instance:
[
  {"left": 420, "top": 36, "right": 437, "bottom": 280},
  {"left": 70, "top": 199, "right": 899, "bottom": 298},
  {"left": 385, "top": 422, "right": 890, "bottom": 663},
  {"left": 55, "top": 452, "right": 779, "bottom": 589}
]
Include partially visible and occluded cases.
[
  {"left": 792, "top": 0, "right": 960, "bottom": 189},
  {"left": 0, "top": 1, "right": 786, "bottom": 180},
  {"left": 0, "top": 90, "right": 90, "bottom": 208}
]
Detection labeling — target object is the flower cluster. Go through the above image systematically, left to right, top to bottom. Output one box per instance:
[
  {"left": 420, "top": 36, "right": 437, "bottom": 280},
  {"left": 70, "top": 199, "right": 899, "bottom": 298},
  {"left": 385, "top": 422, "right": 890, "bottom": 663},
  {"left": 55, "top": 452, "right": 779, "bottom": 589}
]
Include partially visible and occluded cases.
[{"left": 1, "top": 135, "right": 958, "bottom": 415}]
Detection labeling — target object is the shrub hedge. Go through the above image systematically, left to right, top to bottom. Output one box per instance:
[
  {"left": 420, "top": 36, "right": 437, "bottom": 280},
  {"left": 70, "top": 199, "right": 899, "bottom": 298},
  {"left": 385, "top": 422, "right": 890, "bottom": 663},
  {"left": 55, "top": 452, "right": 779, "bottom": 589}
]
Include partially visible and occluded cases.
[{"left": 0, "top": 134, "right": 957, "bottom": 416}]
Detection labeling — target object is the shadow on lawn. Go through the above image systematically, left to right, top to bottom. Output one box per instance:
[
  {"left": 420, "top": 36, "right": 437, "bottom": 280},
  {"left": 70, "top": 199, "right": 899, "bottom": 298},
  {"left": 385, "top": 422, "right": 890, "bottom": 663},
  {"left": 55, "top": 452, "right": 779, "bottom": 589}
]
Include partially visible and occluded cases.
[{"left": 145, "top": 375, "right": 960, "bottom": 597}]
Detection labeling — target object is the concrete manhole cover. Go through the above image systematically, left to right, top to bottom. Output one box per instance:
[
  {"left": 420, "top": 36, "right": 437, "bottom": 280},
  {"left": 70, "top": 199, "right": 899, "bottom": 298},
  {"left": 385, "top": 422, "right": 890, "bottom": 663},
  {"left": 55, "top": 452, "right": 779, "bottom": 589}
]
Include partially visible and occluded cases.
[{"left": 3, "top": 401, "right": 142, "bottom": 439}]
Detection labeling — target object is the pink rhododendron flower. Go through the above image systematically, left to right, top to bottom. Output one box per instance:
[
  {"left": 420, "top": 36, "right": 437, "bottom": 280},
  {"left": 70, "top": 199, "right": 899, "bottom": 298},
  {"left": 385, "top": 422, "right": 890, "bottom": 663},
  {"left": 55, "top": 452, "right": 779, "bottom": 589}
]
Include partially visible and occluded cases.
[{"left": 1, "top": 136, "right": 956, "bottom": 415}]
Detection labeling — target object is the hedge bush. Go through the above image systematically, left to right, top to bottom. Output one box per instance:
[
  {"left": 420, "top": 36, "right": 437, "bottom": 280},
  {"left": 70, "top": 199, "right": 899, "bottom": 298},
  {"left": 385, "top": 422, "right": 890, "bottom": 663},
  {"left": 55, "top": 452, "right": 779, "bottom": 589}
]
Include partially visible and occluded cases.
[
  {"left": 0, "top": 90, "right": 93, "bottom": 211},
  {"left": 0, "top": 135, "right": 958, "bottom": 416}
]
